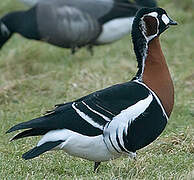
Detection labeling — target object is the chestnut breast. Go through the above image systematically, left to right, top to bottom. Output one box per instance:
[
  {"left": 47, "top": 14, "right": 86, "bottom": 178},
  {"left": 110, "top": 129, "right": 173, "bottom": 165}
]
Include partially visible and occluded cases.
[{"left": 142, "top": 37, "right": 174, "bottom": 117}]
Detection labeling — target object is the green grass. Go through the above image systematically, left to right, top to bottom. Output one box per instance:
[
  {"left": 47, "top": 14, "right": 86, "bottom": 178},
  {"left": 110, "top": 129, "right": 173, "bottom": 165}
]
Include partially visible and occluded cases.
[{"left": 0, "top": 0, "right": 194, "bottom": 179}]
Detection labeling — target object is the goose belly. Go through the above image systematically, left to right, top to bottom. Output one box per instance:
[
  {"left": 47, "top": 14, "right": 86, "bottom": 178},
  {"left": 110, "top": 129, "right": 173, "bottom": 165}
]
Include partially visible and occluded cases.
[
  {"left": 96, "top": 17, "right": 134, "bottom": 44},
  {"left": 39, "top": 129, "right": 119, "bottom": 162},
  {"left": 61, "top": 133, "right": 119, "bottom": 161}
]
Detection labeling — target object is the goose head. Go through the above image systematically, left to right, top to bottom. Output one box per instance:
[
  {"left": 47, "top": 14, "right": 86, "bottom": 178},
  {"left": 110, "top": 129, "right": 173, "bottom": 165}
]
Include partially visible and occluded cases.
[
  {"left": 131, "top": 7, "right": 177, "bottom": 81},
  {"left": 132, "top": 7, "right": 177, "bottom": 43}
]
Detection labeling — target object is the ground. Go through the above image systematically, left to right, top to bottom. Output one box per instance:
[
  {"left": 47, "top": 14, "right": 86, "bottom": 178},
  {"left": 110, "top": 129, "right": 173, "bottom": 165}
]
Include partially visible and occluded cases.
[{"left": 0, "top": 0, "right": 193, "bottom": 179}]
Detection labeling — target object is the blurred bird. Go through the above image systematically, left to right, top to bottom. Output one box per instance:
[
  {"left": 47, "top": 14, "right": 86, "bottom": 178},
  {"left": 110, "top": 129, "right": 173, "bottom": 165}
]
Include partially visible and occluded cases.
[
  {"left": 0, "top": 0, "right": 157, "bottom": 54},
  {"left": 18, "top": 0, "right": 157, "bottom": 7},
  {"left": 19, "top": 0, "right": 39, "bottom": 6},
  {"left": 7, "top": 7, "right": 177, "bottom": 171}
]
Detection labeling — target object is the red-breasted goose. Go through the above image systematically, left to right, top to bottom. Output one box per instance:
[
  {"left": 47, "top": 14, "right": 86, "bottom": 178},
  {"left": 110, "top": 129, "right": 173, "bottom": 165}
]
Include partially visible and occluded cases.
[
  {"left": 0, "top": 0, "right": 157, "bottom": 54},
  {"left": 7, "top": 7, "right": 177, "bottom": 171}
]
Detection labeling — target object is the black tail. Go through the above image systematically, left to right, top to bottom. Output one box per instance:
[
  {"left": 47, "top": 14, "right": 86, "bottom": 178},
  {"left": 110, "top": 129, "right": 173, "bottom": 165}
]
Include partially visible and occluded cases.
[
  {"left": 6, "top": 104, "right": 70, "bottom": 135},
  {"left": 6, "top": 115, "right": 55, "bottom": 141},
  {"left": 6, "top": 116, "right": 50, "bottom": 134},
  {"left": 10, "top": 129, "right": 48, "bottom": 141},
  {"left": 22, "top": 140, "right": 63, "bottom": 160}
]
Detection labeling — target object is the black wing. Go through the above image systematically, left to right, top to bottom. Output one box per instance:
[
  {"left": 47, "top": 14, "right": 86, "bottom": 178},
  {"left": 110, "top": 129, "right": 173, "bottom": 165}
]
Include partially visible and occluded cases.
[
  {"left": 7, "top": 81, "right": 149, "bottom": 138},
  {"left": 76, "top": 81, "right": 150, "bottom": 114}
]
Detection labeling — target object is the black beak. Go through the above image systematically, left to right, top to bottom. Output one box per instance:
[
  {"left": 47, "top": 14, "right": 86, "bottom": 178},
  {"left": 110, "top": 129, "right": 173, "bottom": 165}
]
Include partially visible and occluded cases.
[{"left": 168, "top": 18, "right": 178, "bottom": 26}]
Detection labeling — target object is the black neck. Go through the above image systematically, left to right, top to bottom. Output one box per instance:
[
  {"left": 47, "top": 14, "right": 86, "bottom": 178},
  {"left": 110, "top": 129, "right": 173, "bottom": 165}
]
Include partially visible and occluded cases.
[
  {"left": 1, "top": 7, "right": 40, "bottom": 40},
  {"left": 132, "top": 19, "right": 148, "bottom": 81}
]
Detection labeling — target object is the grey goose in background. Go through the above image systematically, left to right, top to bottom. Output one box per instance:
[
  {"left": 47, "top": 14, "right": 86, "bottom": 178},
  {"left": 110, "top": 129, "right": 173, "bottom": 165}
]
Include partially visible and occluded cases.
[
  {"left": 0, "top": 0, "right": 157, "bottom": 54},
  {"left": 18, "top": 0, "right": 157, "bottom": 7}
]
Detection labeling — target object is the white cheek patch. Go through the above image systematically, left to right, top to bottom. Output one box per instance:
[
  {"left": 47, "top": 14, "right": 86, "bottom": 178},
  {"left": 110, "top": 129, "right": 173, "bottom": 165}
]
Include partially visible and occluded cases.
[
  {"left": 147, "top": 12, "right": 158, "bottom": 18},
  {"left": 162, "top": 14, "right": 170, "bottom": 25}
]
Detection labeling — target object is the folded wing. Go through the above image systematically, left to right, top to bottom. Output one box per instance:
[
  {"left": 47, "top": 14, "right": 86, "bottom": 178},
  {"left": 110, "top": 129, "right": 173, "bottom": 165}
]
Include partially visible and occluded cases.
[{"left": 7, "top": 82, "right": 150, "bottom": 140}]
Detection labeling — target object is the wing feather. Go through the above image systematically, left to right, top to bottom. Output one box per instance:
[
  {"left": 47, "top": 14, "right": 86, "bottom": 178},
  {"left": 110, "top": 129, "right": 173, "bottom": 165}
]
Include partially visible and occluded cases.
[{"left": 7, "top": 81, "right": 150, "bottom": 139}]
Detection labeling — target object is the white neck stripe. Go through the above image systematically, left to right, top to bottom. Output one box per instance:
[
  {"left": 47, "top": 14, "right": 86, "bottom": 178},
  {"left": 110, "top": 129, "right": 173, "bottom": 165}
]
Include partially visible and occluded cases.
[{"left": 138, "top": 16, "right": 159, "bottom": 81}]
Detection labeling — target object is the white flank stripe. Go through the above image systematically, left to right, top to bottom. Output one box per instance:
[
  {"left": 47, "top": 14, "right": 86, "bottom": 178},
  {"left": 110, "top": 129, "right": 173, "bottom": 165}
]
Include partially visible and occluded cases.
[
  {"left": 133, "top": 80, "right": 169, "bottom": 120},
  {"left": 104, "top": 94, "right": 153, "bottom": 154},
  {"left": 115, "top": 94, "right": 153, "bottom": 126},
  {"left": 82, "top": 101, "right": 110, "bottom": 122},
  {"left": 72, "top": 103, "right": 103, "bottom": 130},
  {"left": 117, "top": 125, "right": 130, "bottom": 153},
  {"left": 109, "top": 130, "right": 122, "bottom": 153}
]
